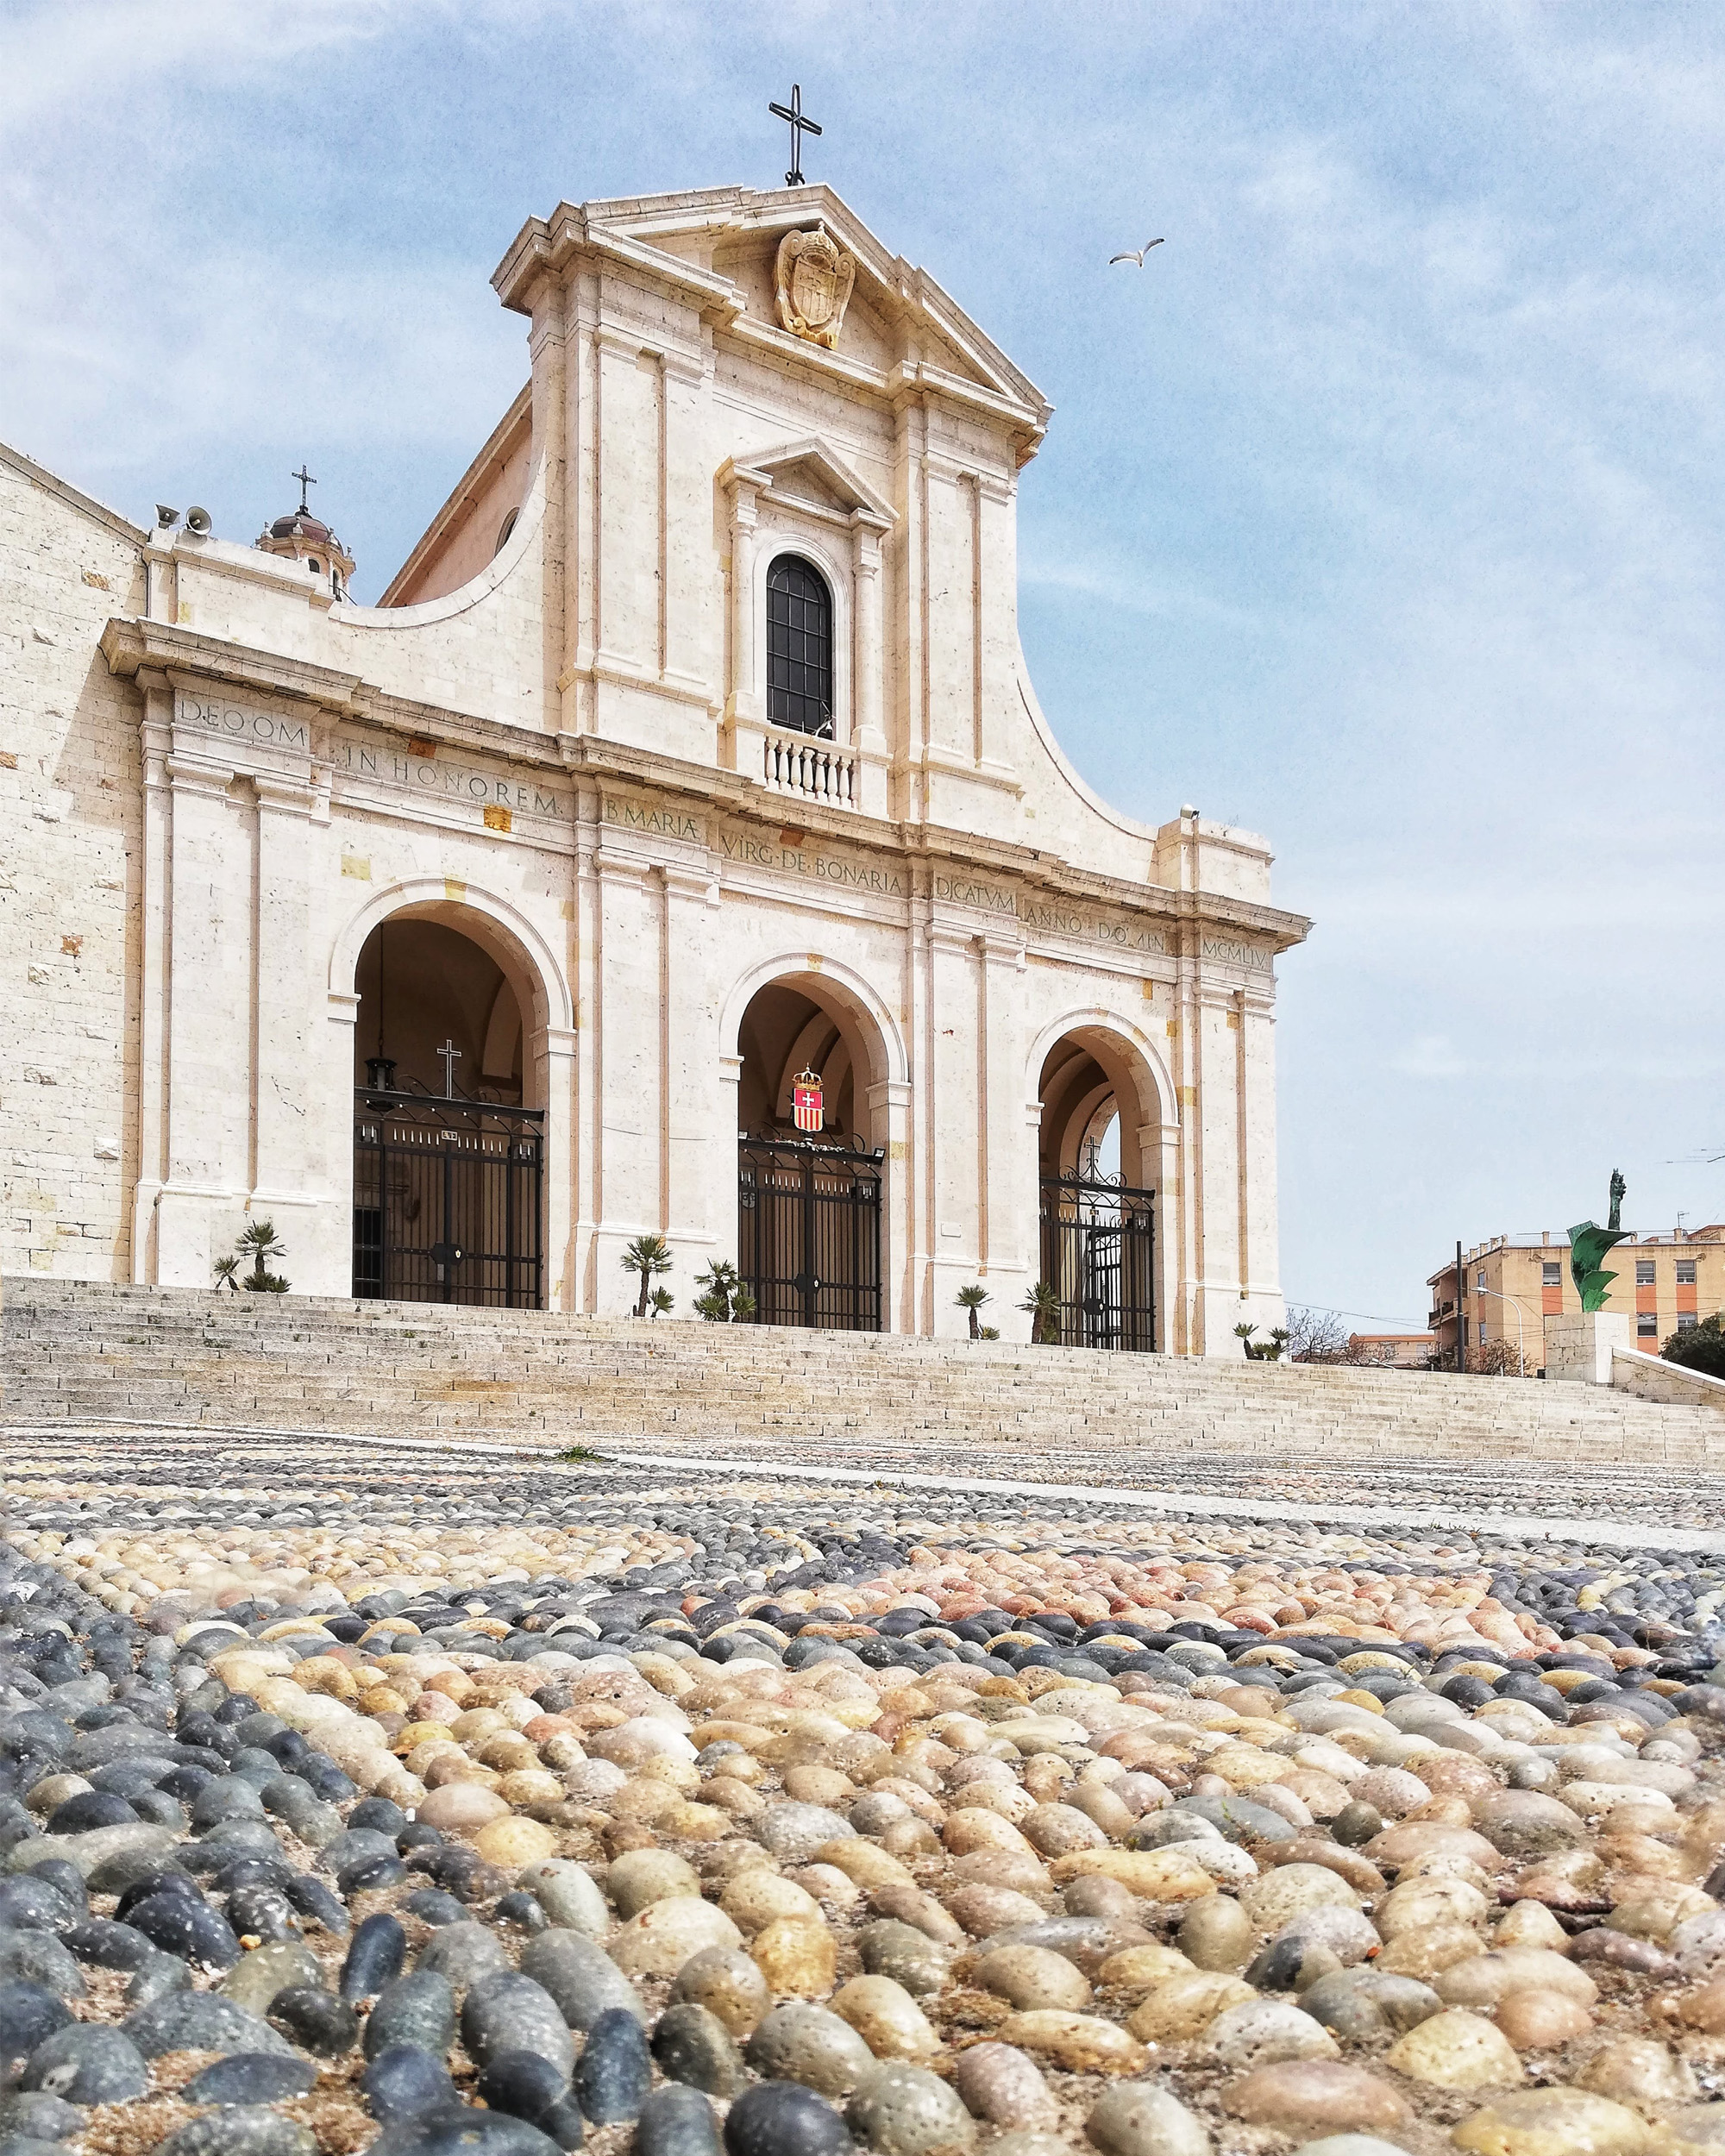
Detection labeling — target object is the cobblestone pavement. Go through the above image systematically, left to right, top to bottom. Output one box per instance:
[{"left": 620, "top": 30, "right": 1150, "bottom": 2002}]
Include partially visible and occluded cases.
[{"left": 8, "top": 1420, "right": 1725, "bottom": 2156}]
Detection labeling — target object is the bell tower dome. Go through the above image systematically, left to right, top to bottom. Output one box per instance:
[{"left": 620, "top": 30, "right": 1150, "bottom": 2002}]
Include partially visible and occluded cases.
[{"left": 255, "top": 464, "right": 354, "bottom": 597}]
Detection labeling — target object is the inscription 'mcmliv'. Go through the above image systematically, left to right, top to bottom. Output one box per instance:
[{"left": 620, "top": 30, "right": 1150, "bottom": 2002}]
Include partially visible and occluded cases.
[{"left": 179, "top": 696, "right": 308, "bottom": 749}]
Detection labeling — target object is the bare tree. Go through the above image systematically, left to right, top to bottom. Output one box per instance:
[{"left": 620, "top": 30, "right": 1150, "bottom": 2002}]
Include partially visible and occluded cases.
[{"left": 1282, "top": 1305, "right": 1357, "bottom": 1363}]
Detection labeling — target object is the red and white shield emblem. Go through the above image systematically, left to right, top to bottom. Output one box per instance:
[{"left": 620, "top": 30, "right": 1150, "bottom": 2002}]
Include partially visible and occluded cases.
[{"left": 793, "top": 1068, "right": 824, "bottom": 1134}]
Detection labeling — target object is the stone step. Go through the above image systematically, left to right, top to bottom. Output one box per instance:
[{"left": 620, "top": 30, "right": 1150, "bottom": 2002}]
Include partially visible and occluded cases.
[{"left": 4, "top": 1279, "right": 1722, "bottom": 1471}]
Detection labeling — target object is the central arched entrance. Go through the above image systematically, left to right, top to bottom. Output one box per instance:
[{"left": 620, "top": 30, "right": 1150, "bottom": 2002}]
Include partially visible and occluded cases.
[
  {"left": 349, "top": 913, "right": 544, "bottom": 1307},
  {"left": 733, "top": 976, "right": 886, "bottom": 1331},
  {"left": 1036, "top": 1026, "right": 1162, "bottom": 1351}
]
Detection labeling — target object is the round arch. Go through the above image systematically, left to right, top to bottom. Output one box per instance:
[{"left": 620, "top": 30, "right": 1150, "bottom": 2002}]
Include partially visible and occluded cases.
[
  {"left": 749, "top": 526, "right": 853, "bottom": 744},
  {"left": 329, "top": 876, "right": 573, "bottom": 1035},
  {"left": 720, "top": 951, "right": 906, "bottom": 1090},
  {"left": 1026, "top": 1006, "right": 1177, "bottom": 1166}
]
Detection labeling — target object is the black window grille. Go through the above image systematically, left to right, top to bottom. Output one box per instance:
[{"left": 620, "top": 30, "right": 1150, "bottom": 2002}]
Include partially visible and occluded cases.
[{"left": 767, "top": 555, "right": 833, "bottom": 737}]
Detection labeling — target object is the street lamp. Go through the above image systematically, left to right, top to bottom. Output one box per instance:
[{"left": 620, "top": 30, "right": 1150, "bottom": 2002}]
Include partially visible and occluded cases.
[{"left": 1471, "top": 1285, "right": 1530, "bottom": 1374}]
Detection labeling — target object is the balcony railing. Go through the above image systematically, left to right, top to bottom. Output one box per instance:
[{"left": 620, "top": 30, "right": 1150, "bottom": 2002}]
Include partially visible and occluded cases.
[{"left": 762, "top": 726, "right": 857, "bottom": 809}]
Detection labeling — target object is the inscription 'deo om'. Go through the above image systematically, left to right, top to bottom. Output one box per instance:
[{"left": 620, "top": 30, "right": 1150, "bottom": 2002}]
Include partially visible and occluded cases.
[{"left": 178, "top": 694, "right": 309, "bottom": 750}]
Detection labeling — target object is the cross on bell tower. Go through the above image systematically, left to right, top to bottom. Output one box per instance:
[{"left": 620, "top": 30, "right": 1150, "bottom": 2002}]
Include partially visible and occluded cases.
[
  {"left": 768, "top": 84, "right": 822, "bottom": 186},
  {"left": 292, "top": 464, "right": 316, "bottom": 515}
]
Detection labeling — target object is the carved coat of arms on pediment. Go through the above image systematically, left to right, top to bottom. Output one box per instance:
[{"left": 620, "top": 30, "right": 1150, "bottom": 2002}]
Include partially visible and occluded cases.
[{"left": 775, "top": 224, "right": 856, "bottom": 350}]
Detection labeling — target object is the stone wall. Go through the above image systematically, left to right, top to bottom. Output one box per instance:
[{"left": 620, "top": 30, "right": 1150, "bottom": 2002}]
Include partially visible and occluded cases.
[
  {"left": 0, "top": 448, "right": 145, "bottom": 1282},
  {"left": 1613, "top": 1345, "right": 1725, "bottom": 1413}
]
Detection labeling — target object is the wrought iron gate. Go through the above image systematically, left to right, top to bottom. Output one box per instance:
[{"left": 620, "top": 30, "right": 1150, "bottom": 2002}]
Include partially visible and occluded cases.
[
  {"left": 353, "top": 1084, "right": 543, "bottom": 1307},
  {"left": 738, "top": 1135, "right": 883, "bottom": 1331},
  {"left": 1039, "top": 1171, "right": 1156, "bottom": 1351}
]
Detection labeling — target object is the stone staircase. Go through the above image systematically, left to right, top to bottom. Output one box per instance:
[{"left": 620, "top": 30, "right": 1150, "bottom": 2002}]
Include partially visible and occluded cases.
[{"left": 3, "top": 1279, "right": 1722, "bottom": 1470}]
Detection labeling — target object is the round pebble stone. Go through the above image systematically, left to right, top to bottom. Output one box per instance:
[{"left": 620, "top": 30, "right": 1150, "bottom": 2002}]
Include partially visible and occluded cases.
[
  {"left": 608, "top": 1852, "right": 704, "bottom": 1919},
  {"left": 518, "top": 1862, "right": 608, "bottom": 1938},
  {"left": 1178, "top": 1896, "right": 1252, "bottom": 1971},
  {"left": 612, "top": 1897, "right": 743, "bottom": 1979},
  {"left": 340, "top": 1913, "right": 407, "bottom": 2004},
  {"left": 417, "top": 1922, "right": 511, "bottom": 1989},
  {"left": 855, "top": 1923, "right": 950, "bottom": 1998},
  {"left": 521, "top": 1932, "right": 646, "bottom": 2029},
  {"left": 0, "top": 1934, "right": 85, "bottom": 2000},
  {"left": 219, "top": 1939, "right": 326, "bottom": 2015},
  {"left": 974, "top": 1945, "right": 1091, "bottom": 2013},
  {"left": 671, "top": 1948, "right": 773, "bottom": 2038},
  {"left": 363, "top": 1972, "right": 459, "bottom": 2060},
  {"left": 462, "top": 1972, "right": 575, "bottom": 2078},
  {"left": 0, "top": 1981, "right": 73, "bottom": 2065},
  {"left": 266, "top": 1987, "right": 360, "bottom": 2059},
  {"left": 1493, "top": 1988, "right": 1594, "bottom": 2050},
  {"left": 123, "top": 1990, "right": 294, "bottom": 2060},
  {"left": 1206, "top": 1999, "right": 1339, "bottom": 2071},
  {"left": 652, "top": 2004, "right": 749, "bottom": 2096},
  {"left": 746, "top": 2005, "right": 877, "bottom": 2098},
  {"left": 573, "top": 2006, "right": 652, "bottom": 2124},
  {"left": 1384, "top": 2009, "right": 1521, "bottom": 2090},
  {"left": 996, "top": 2011, "right": 1148, "bottom": 2076},
  {"left": 20, "top": 2024, "right": 148, "bottom": 2104},
  {"left": 949, "top": 2043, "right": 1057, "bottom": 2129},
  {"left": 361, "top": 2044, "right": 461, "bottom": 2124},
  {"left": 182, "top": 2053, "right": 320, "bottom": 2106},
  {"left": 476, "top": 2053, "right": 586, "bottom": 2151},
  {"left": 844, "top": 2062, "right": 975, "bottom": 2156},
  {"left": 1220, "top": 2062, "right": 1410, "bottom": 2136},
  {"left": 724, "top": 2082, "right": 851, "bottom": 2156},
  {"left": 1083, "top": 2083, "right": 1213, "bottom": 2156},
  {"left": 637, "top": 2084, "right": 721, "bottom": 2156},
  {"left": 1450, "top": 2087, "right": 1651, "bottom": 2154},
  {"left": 0, "top": 2094, "right": 81, "bottom": 2147},
  {"left": 153, "top": 2110, "right": 317, "bottom": 2156}
]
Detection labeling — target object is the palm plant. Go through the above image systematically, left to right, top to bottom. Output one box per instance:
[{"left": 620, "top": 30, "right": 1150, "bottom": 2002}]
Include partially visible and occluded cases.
[
  {"left": 229, "top": 1219, "right": 290, "bottom": 1293},
  {"left": 620, "top": 1233, "right": 673, "bottom": 1317},
  {"left": 213, "top": 1255, "right": 241, "bottom": 1293},
  {"left": 693, "top": 1260, "right": 757, "bottom": 1323},
  {"left": 1019, "top": 1280, "right": 1062, "bottom": 1345},
  {"left": 957, "top": 1283, "right": 991, "bottom": 1339},
  {"left": 648, "top": 1286, "right": 674, "bottom": 1319}
]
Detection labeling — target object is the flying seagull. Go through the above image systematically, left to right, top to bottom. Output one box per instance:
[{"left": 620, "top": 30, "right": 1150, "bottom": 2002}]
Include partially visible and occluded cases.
[{"left": 1109, "top": 239, "right": 1165, "bottom": 266}]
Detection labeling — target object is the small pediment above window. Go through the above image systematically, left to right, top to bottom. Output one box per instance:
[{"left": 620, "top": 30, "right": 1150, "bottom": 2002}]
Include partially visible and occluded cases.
[{"left": 719, "top": 437, "right": 895, "bottom": 532}]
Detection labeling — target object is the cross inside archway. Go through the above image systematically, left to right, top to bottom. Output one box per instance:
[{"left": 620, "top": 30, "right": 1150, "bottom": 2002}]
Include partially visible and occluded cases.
[
  {"left": 768, "top": 84, "right": 821, "bottom": 186},
  {"left": 436, "top": 1039, "right": 462, "bottom": 1098}
]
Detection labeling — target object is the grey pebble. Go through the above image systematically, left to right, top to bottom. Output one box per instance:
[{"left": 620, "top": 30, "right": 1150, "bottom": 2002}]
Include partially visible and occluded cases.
[
  {"left": 417, "top": 1922, "right": 509, "bottom": 1989},
  {"left": 520, "top": 1931, "right": 644, "bottom": 2030},
  {"left": 219, "top": 1940, "right": 325, "bottom": 2015},
  {"left": 364, "top": 1972, "right": 459, "bottom": 2060},
  {"left": 462, "top": 1972, "right": 575, "bottom": 2078},
  {"left": 124, "top": 1990, "right": 295, "bottom": 2060},
  {"left": 652, "top": 2003, "right": 748, "bottom": 2097},
  {"left": 745, "top": 2005, "right": 875, "bottom": 2100},
  {"left": 20, "top": 2024, "right": 148, "bottom": 2106},
  {"left": 182, "top": 2054, "right": 320, "bottom": 2106},
  {"left": 845, "top": 2063, "right": 975, "bottom": 2156},
  {"left": 637, "top": 2085, "right": 719, "bottom": 2156},
  {"left": 152, "top": 2108, "right": 318, "bottom": 2156}
]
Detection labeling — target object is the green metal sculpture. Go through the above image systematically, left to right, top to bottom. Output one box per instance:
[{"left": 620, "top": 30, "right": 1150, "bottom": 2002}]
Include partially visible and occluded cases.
[{"left": 1569, "top": 1169, "right": 1629, "bottom": 1312}]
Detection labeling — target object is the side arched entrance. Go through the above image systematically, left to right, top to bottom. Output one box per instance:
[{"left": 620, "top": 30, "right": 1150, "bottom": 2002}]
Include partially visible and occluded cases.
[
  {"left": 343, "top": 898, "right": 558, "bottom": 1307},
  {"left": 724, "top": 962, "right": 902, "bottom": 1332},
  {"left": 1033, "top": 1019, "right": 1172, "bottom": 1352}
]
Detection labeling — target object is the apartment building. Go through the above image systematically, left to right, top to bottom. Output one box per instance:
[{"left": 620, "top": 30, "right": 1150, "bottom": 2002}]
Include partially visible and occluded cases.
[{"left": 1427, "top": 1226, "right": 1724, "bottom": 1374}]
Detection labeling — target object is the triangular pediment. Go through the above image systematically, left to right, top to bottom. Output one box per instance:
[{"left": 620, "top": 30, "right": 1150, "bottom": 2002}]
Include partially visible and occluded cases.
[
  {"left": 497, "top": 185, "right": 1048, "bottom": 430},
  {"left": 722, "top": 436, "right": 896, "bottom": 528}
]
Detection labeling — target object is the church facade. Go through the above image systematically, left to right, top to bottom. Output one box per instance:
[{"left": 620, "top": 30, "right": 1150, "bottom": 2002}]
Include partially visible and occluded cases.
[{"left": 0, "top": 184, "right": 1308, "bottom": 1351}]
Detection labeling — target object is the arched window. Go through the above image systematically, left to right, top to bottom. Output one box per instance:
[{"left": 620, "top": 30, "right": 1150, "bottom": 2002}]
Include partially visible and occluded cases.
[
  {"left": 493, "top": 508, "right": 519, "bottom": 558},
  {"left": 767, "top": 555, "right": 833, "bottom": 738}
]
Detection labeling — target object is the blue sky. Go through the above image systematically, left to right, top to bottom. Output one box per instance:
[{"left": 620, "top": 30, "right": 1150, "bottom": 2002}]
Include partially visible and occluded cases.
[{"left": 7, "top": 0, "right": 1722, "bottom": 1330}]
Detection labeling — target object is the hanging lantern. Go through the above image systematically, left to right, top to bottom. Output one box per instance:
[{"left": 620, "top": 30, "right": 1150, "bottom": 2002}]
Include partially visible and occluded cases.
[{"left": 792, "top": 1066, "right": 825, "bottom": 1134}]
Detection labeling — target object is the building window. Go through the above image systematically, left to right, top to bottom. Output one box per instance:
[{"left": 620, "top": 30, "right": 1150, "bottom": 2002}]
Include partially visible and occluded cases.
[
  {"left": 494, "top": 508, "right": 519, "bottom": 557},
  {"left": 767, "top": 555, "right": 833, "bottom": 738},
  {"left": 1636, "top": 1259, "right": 1656, "bottom": 1286},
  {"left": 1678, "top": 1259, "right": 1697, "bottom": 1285},
  {"left": 1542, "top": 1261, "right": 1561, "bottom": 1287},
  {"left": 1477, "top": 1269, "right": 1486, "bottom": 1291},
  {"left": 1638, "top": 1313, "right": 1659, "bottom": 1338},
  {"left": 1678, "top": 1313, "right": 1698, "bottom": 1332},
  {"left": 1478, "top": 1321, "right": 1488, "bottom": 1344}
]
